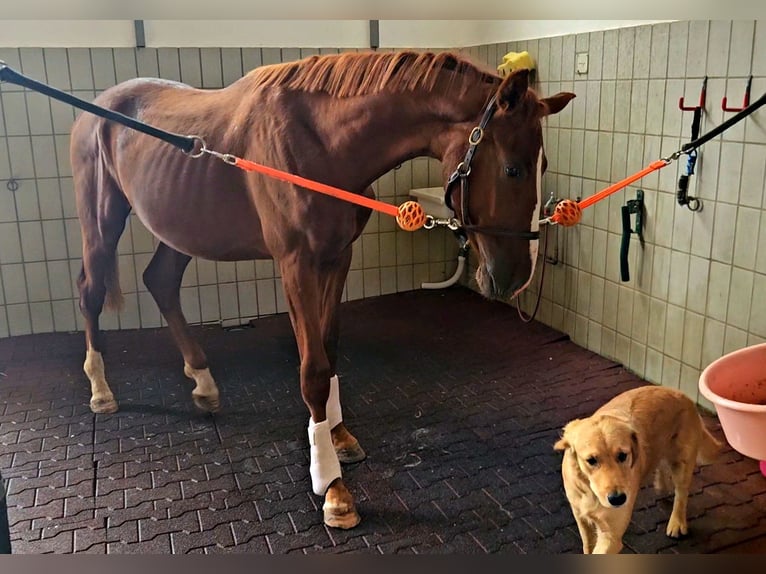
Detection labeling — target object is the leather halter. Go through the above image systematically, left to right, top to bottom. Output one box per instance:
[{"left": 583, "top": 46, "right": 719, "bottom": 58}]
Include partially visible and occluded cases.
[{"left": 444, "top": 95, "right": 541, "bottom": 240}]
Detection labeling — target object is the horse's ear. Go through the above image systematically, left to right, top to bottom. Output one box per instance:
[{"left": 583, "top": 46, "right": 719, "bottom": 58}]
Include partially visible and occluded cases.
[
  {"left": 496, "top": 68, "right": 530, "bottom": 112},
  {"left": 540, "top": 92, "right": 576, "bottom": 116}
]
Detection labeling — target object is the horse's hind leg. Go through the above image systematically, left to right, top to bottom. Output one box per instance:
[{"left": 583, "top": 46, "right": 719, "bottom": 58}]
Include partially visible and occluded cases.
[
  {"left": 75, "top": 168, "right": 130, "bottom": 413},
  {"left": 142, "top": 242, "right": 220, "bottom": 412},
  {"left": 320, "top": 247, "right": 365, "bottom": 464}
]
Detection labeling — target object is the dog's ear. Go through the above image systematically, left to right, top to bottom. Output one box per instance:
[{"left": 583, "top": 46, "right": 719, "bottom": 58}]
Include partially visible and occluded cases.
[
  {"left": 553, "top": 419, "right": 580, "bottom": 452},
  {"left": 630, "top": 430, "right": 639, "bottom": 468}
]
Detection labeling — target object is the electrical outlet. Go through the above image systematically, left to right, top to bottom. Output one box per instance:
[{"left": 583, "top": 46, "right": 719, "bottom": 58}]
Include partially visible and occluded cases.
[{"left": 576, "top": 52, "right": 588, "bottom": 75}]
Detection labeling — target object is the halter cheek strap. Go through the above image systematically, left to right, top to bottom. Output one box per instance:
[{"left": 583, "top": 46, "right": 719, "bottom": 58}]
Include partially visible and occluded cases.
[{"left": 444, "top": 94, "right": 541, "bottom": 240}]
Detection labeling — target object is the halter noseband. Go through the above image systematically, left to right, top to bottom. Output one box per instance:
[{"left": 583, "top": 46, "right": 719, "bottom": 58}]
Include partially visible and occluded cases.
[{"left": 444, "top": 95, "right": 541, "bottom": 240}]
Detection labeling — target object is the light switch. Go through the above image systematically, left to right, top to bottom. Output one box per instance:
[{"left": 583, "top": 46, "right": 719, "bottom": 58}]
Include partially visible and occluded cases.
[{"left": 576, "top": 52, "right": 589, "bottom": 75}]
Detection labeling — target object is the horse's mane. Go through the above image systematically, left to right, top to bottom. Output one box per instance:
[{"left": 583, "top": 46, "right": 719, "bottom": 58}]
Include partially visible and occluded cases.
[{"left": 245, "top": 50, "right": 500, "bottom": 98}]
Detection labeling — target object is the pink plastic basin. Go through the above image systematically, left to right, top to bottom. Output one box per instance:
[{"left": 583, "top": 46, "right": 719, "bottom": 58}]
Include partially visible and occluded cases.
[{"left": 699, "top": 342, "right": 766, "bottom": 462}]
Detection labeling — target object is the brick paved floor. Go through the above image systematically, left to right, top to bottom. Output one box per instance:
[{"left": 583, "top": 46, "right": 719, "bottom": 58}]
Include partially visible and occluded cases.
[{"left": 0, "top": 287, "right": 764, "bottom": 554}]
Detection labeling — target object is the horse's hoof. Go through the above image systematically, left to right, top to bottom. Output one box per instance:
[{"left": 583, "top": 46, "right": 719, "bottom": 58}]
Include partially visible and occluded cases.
[
  {"left": 192, "top": 393, "right": 220, "bottom": 413},
  {"left": 90, "top": 397, "right": 118, "bottom": 414},
  {"left": 336, "top": 441, "right": 367, "bottom": 464},
  {"left": 323, "top": 500, "right": 361, "bottom": 529}
]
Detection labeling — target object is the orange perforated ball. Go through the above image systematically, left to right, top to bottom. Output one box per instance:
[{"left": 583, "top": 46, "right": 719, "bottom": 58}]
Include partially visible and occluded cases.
[
  {"left": 553, "top": 199, "right": 582, "bottom": 227},
  {"left": 396, "top": 201, "right": 427, "bottom": 231}
]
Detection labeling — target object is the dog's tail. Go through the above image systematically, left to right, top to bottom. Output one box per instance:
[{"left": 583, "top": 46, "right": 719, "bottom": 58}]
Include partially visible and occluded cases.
[{"left": 697, "top": 418, "right": 724, "bottom": 465}]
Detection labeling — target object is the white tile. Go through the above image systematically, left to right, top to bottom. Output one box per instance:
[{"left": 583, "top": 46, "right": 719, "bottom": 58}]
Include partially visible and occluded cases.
[
  {"left": 706, "top": 20, "right": 732, "bottom": 77},
  {"left": 728, "top": 20, "right": 755, "bottom": 77},
  {"left": 755, "top": 20, "right": 766, "bottom": 76},
  {"left": 667, "top": 21, "right": 689, "bottom": 78},
  {"left": 685, "top": 21, "right": 709, "bottom": 77},
  {"left": 649, "top": 23, "right": 670, "bottom": 79},
  {"left": 632, "top": 25, "right": 651, "bottom": 79},
  {"left": 616, "top": 27, "right": 635, "bottom": 80},
  {"left": 601, "top": 30, "right": 619, "bottom": 80},
  {"left": 628, "top": 80, "right": 648, "bottom": 135},
  {"left": 645, "top": 80, "right": 666, "bottom": 136},
  {"left": 585, "top": 81, "right": 601, "bottom": 131},
  {"left": 613, "top": 81, "right": 631, "bottom": 134},
  {"left": 582, "top": 131, "right": 598, "bottom": 180},
  {"left": 596, "top": 133, "right": 613, "bottom": 182},
  {"left": 696, "top": 140, "right": 720, "bottom": 202},
  {"left": 717, "top": 142, "right": 743, "bottom": 204},
  {"left": 739, "top": 143, "right": 766, "bottom": 209},
  {"left": 37, "top": 179, "right": 64, "bottom": 220},
  {"left": 14, "top": 182, "right": 41, "bottom": 221},
  {"left": 690, "top": 201, "right": 715, "bottom": 259},
  {"left": 711, "top": 202, "right": 737, "bottom": 264},
  {"left": 671, "top": 203, "right": 693, "bottom": 254},
  {"left": 733, "top": 207, "right": 761, "bottom": 269},
  {"left": 758, "top": 211, "right": 766, "bottom": 275},
  {"left": 41, "top": 220, "right": 68, "bottom": 261},
  {"left": 19, "top": 221, "right": 45, "bottom": 262},
  {"left": 0, "top": 223, "right": 22, "bottom": 264},
  {"left": 591, "top": 228, "right": 607, "bottom": 278},
  {"left": 362, "top": 234, "right": 381, "bottom": 269},
  {"left": 650, "top": 242, "right": 671, "bottom": 301},
  {"left": 685, "top": 255, "right": 710, "bottom": 316},
  {"left": 196, "top": 259, "right": 218, "bottom": 285},
  {"left": 255, "top": 260, "right": 275, "bottom": 279},
  {"left": 24, "top": 261, "right": 50, "bottom": 302},
  {"left": 216, "top": 261, "right": 236, "bottom": 284},
  {"left": 235, "top": 261, "right": 255, "bottom": 282},
  {"left": 706, "top": 261, "right": 731, "bottom": 322},
  {"left": 2, "top": 263, "right": 27, "bottom": 304},
  {"left": 396, "top": 265, "right": 414, "bottom": 292},
  {"left": 726, "top": 267, "right": 753, "bottom": 331},
  {"left": 363, "top": 268, "right": 382, "bottom": 298},
  {"left": 345, "top": 269, "right": 364, "bottom": 301},
  {"left": 749, "top": 273, "right": 766, "bottom": 338},
  {"left": 256, "top": 279, "right": 277, "bottom": 316},
  {"left": 237, "top": 280, "right": 258, "bottom": 318},
  {"left": 218, "top": 283, "right": 239, "bottom": 321},
  {"left": 199, "top": 285, "right": 220, "bottom": 323},
  {"left": 179, "top": 287, "right": 201, "bottom": 325},
  {"left": 616, "top": 287, "right": 634, "bottom": 337},
  {"left": 138, "top": 291, "right": 162, "bottom": 328},
  {"left": 631, "top": 291, "right": 650, "bottom": 344},
  {"left": 115, "top": 292, "right": 139, "bottom": 330},
  {"left": 51, "top": 299, "right": 76, "bottom": 332},
  {"left": 29, "top": 301, "right": 53, "bottom": 333},
  {"left": 6, "top": 303, "right": 31, "bottom": 336},
  {"left": 664, "top": 304, "right": 685, "bottom": 360},
  {"left": 681, "top": 311, "right": 704, "bottom": 369},
  {"left": 701, "top": 318, "right": 725, "bottom": 367},
  {"left": 723, "top": 324, "right": 748, "bottom": 354},
  {"left": 614, "top": 333, "right": 630, "bottom": 366},
  {"left": 629, "top": 340, "right": 646, "bottom": 375},
  {"left": 645, "top": 347, "right": 663, "bottom": 383},
  {"left": 662, "top": 355, "right": 681, "bottom": 389},
  {"left": 679, "top": 364, "right": 701, "bottom": 403}
]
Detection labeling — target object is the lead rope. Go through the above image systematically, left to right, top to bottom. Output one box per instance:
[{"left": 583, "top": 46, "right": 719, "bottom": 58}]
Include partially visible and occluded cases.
[{"left": 515, "top": 223, "right": 551, "bottom": 323}]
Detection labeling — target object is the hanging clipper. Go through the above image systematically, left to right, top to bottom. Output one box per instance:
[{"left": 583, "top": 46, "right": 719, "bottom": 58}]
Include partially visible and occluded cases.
[
  {"left": 677, "top": 79, "right": 705, "bottom": 212},
  {"left": 620, "top": 190, "right": 644, "bottom": 282}
]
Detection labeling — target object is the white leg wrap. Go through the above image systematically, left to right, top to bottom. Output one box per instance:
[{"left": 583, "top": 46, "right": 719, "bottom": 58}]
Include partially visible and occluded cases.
[
  {"left": 327, "top": 375, "right": 342, "bottom": 429},
  {"left": 308, "top": 418, "right": 342, "bottom": 495}
]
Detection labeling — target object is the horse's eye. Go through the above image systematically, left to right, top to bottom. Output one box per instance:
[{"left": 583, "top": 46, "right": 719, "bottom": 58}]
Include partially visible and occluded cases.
[
  {"left": 505, "top": 165, "right": 521, "bottom": 178},
  {"left": 617, "top": 452, "right": 628, "bottom": 463},
  {"left": 586, "top": 456, "right": 598, "bottom": 466}
]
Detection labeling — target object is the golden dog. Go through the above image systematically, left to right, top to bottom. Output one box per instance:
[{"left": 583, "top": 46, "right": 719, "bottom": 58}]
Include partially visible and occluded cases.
[{"left": 553, "top": 385, "right": 722, "bottom": 554}]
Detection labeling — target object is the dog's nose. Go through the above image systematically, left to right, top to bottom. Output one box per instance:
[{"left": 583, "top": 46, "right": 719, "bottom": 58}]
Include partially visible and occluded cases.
[{"left": 607, "top": 492, "right": 627, "bottom": 507}]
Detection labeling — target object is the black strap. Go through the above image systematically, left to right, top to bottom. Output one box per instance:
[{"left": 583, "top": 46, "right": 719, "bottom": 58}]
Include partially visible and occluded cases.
[{"left": 0, "top": 61, "right": 198, "bottom": 154}]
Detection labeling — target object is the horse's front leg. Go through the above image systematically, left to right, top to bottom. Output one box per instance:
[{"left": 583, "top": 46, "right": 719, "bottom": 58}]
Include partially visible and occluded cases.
[
  {"left": 319, "top": 247, "right": 366, "bottom": 465},
  {"left": 280, "top": 254, "right": 361, "bottom": 529}
]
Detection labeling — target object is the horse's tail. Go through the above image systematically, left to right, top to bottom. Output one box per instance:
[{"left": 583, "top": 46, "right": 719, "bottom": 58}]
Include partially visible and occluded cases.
[{"left": 71, "top": 103, "right": 131, "bottom": 315}]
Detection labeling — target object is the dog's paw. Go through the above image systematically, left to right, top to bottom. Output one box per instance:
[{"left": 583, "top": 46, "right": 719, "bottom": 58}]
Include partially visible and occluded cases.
[{"left": 666, "top": 517, "right": 688, "bottom": 538}]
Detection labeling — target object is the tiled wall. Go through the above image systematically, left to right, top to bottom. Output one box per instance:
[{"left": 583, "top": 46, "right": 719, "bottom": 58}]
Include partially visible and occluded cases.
[
  {"left": 466, "top": 21, "right": 766, "bottom": 408},
  {"left": 0, "top": 46, "right": 459, "bottom": 337}
]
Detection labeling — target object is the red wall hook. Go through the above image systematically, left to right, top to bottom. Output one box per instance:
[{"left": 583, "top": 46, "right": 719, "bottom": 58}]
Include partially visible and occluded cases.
[
  {"left": 722, "top": 76, "right": 752, "bottom": 112},
  {"left": 679, "top": 77, "right": 707, "bottom": 111}
]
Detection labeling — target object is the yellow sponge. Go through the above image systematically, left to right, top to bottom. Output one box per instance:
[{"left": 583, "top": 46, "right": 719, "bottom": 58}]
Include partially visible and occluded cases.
[{"left": 497, "top": 51, "right": 536, "bottom": 77}]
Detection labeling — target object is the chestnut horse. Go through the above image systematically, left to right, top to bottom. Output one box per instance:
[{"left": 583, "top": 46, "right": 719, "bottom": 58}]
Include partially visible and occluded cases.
[{"left": 70, "top": 50, "right": 574, "bottom": 529}]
